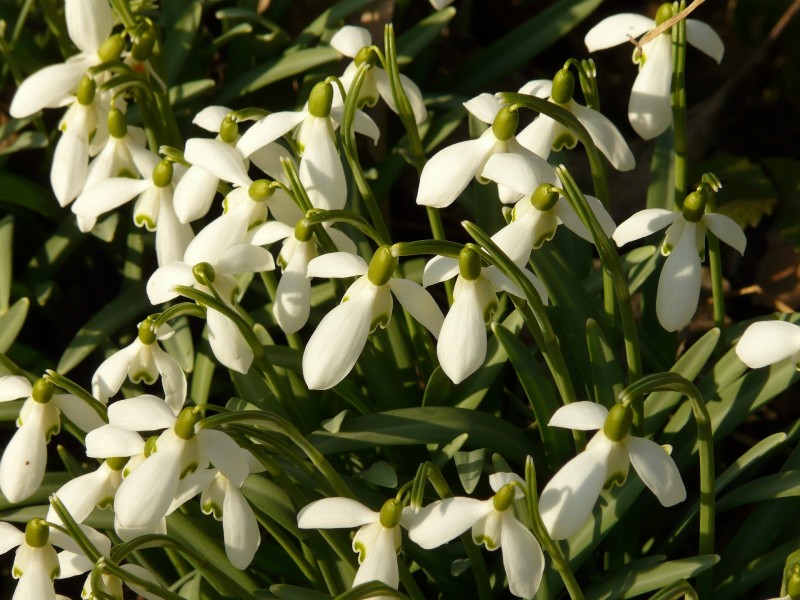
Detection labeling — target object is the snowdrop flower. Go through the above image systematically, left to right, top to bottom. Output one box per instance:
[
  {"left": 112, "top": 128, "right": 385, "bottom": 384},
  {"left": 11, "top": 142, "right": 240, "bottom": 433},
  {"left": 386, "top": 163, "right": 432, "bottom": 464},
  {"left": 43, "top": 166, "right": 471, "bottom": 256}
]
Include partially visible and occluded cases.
[
  {"left": 8, "top": 0, "right": 118, "bottom": 119},
  {"left": 585, "top": 5, "right": 724, "bottom": 139},
  {"left": 330, "top": 25, "right": 427, "bottom": 126},
  {"left": 516, "top": 70, "right": 635, "bottom": 172},
  {"left": 237, "top": 81, "right": 379, "bottom": 211},
  {"left": 417, "top": 93, "right": 539, "bottom": 207},
  {"left": 83, "top": 107, "right": 148, "bottom": 190},
  {"left": 175, "top": 107, "right": 294, "bottom": 224},
  {"left": 482, "top": 153, "right": 616, "bottom": 265},
  {"left": 73, "top": 155, "right": 193, "bottom": 265},
  {"left": 613, "top": 187, "right": 746, "bottom": 331},
  {"left": 147, "top": 207, "right": 275, "bottom": 373},
  {"left": 250, "top": 218, "right": 356, "bottom": 334},
  {"left": 303, "top": 246, "right": 444, "bottom": 389},
  {"left": 424, "top": 246, "right": 548, "bottom": 383},
  {"left": 92, "top": 318, "right": 186, "bottom": 413},
  {"left": 736, "top": 320, "right": 800, "bottom": 369},
  {"left": 0, "top": 377, "right": 104, "bottom": 503},
  {"left": 90, "top": 398, "right": 244, "bottom": 533},
  {"left": 539, "top": 401, "right": 686, "bottom": 540},
  {"left": 200, "top": 449, "right": 264, "bottom": 569},
  {"left": 45, "top": 458, "right": 127, "bottom": 526},
  {"left": 408, "top": 473, "right": 544, "bottom": 599},
  {"left": 298, "top": 497, "right": 412, "bottom": 596},
  {"left": 0, "top": 519, "right": 60, "bottom": 599}
]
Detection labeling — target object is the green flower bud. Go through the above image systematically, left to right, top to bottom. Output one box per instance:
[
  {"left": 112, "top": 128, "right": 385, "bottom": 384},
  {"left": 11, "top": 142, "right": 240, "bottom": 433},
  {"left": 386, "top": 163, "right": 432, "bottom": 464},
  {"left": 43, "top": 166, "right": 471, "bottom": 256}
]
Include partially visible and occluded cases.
[
  {"left": 655, "top": 3, "right": 675, "bottom": 27},
  {"left": 132, "top": 29, "right": 156, "bottom": 62},
  {"left": 98, "top": 34, "right": 125, "bottom": 62},
  {"left": 354, "top": 46, "right": 377, "bottom": 68},
  {"left": 551, "top": 68, "right": 575, "bottom": 105},
  {"left": 77, "top": 76, "right": 97, "bottom": 106},
  {"left": 307, "top": 82, "right": 334, "bottom": 119},
  {"left": 491, "top": 107, "right": 519, "bottom": 142},
  {"left": 108, "top": 108, "right": 128, "bottom": 139},
  {"left": 219, "top": 116, "right": 239, "bottom": 144},
  {"left": 152, "top": 160, "right": 173, "bottom": 188},
  {"left": 248, "top": 179, "right": 274, "bottom": 202},
  {"left": 531, "top": 184, "right": 560, "bottom": 212},
  {"left": 681, "top": 190, "right": 707, "bottom": 223},
  {"left": 294, "top": 220, "right": 314, "bottom": 243},
  {"left": 367, "top": 246, "right": 398, "bottom": 287},
  {"left": 458, "top": 247, "right": 481, "bottom": 281},
  {"left": 193, "top": 262, "right": 215, "bottom": 285},
  {"left": 138, "top": 318, "right": 157, "bottom": 345},
  {"left": 32, "top": 378, "right": 54, "bottom": 404},
  {"left": 603, "top": 402, "right": 633, "bottom": 442},
  {"left": 174, "top": 407, "right": 201, "bottom": 440},
  {"left": 143, "top": 436, "right": 159, "bottom": 458},
  {"left": 105, "top": 456, "right": 129, "bottom": 471},
  {"left": 492, "top": 483, "right": 516, "bottom": 512},
  {"left": 379, "top": 498, "right": 403, "bottom": 528},
  {"left": 24, "top": 519, "right": 49, "bottom": 548},
  {"left": 788, "top": 565, "right": 800, "bottom": 598}
]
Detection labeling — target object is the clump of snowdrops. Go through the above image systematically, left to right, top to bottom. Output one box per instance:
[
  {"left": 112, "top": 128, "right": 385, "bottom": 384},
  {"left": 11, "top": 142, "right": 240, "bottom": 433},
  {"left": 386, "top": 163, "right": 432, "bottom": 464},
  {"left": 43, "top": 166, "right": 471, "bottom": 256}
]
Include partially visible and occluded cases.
[{"left": 0, "top": 1, "right": 799, "bottom": 599}]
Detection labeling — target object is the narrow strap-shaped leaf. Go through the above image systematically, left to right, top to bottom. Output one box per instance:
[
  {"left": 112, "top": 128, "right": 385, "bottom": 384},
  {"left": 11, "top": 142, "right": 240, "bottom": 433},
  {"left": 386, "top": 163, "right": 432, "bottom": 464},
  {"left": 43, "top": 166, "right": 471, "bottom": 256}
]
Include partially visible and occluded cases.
[
  {"left": 163, "top": 1, "right": 203, "bottom": 82},
  {"left": 0, "top": 297, "right": 29, "bottom": 353},
  {"left": 586, "top": 318, "right": 623, "bottom": 409}
]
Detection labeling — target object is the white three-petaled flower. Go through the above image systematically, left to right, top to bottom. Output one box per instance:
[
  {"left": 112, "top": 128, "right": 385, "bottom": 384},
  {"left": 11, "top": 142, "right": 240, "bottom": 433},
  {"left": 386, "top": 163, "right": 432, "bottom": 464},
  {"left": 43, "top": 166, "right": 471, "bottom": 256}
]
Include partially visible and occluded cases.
[
  {"left": 585, "top": 11, "right": 724, "bottom": 139},
  {"left": 613, "top": 206, "right": 745, "bottom": 331},
  {"left": 538, "top": 401, "right": 686, "bottom": 540},
  {"left": 408, "top": 473, "right": 544, "bottom": 599}
]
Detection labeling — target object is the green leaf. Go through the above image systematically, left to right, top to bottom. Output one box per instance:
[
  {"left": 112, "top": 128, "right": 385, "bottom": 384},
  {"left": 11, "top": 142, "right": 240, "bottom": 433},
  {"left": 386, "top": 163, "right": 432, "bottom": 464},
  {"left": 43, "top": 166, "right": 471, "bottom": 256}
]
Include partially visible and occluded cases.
[
  {"left": 300, "top": 0, "right": 377, "bottom": 42},
  {"left": 443, "top": 0, "right": 603, "bottom": 93},
  {"left": 163, "top": 1, "right": 203, "bottom": 82},
  {"left": 396, "top": 7, "right": 456, "bottom": 64},
  {"left": 169, "top": 79, "right": 216, "bottom": 105},
  {"left": 646, "top": 128, "right": 676, "bottom": 210},
  {"left": 0, "top": 130, "right": 48, "bottom": 155},
  {"left": 702, "top": 154, "right": 778, "bottom": 229},
  {"left": 0, "top": 172, "right": 60, "bottom": 219},
  {"left": 0, "top": 215, "right": 11, "bottom": 312},
  {"left": 583, "top": 246, "right": 657, "bottom": 294},
  {"left": 57, "top": 284, "right": 149, "bottom": 374},
  {"left": 0, "top": 297, "right": 28, "bottom": 353},
  {"left": 161, "top": 315, "right": 195, "bottom": 373},
  {"left": 586, "top": 318, "right": 624, "bottom": 409},
  {"left": 0, "top": 399, "right": 23, "bottom": 422},
  {"left": 454, "top": 448, "right": 485, "bottom": 494},
  {"left": 358, "top": 461, "right": 397, "bottom": 488},
  {"left": 716, "top": 470, "right": 800, "bottom": 512},
  {"left": 0, "top": 471, "right": 69, "bottom": 511},
  {"left": 242, "top": 474, "right": 301, "bottom": 535},
  {"left": 583, "top": 555, "right": 719, "bottom": 600},
  {"left": 268, "top": 585, "right": 331, "bottom": 600}
]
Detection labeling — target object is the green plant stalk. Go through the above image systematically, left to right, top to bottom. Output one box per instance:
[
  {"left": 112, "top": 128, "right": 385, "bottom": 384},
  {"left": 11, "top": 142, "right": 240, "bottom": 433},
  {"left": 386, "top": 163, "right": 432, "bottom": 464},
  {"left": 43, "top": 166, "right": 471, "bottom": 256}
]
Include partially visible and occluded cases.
[
  {"left": 671, "top": 4, "right": 688, "bottom": 208},
  {"left": 341, "top": 64, "right": 393, "bottom": 244},
  {"left": 281, "top": 160, "right": 341, "bottom": 253},
  {"left": 556, "top": 166, "right": 644, "bottom": 419},
  {"left": 704, "top": 194, "right": 726, "bottom": 338},
  {"left": 305, "top": 209, "right": 387, "bottom": 246},
  {"left": 391, "top": 240, "right": 463, "bottom": 259},
  {"left": 152, "top": 302, "right": 207, "bottom": 330},
  {"left": 45, "top": 370, "right": 108, "bottom": 423},
  {"left": 619, "top": 373, "right": 715, "bottom": 599},
  {"left": 199, "top": 411, "right": 353, "bottom": 498},
  {"left": 524, "top": 457, "right": 585, "bottom": 600},
  {"left": 49, "top": 497, "right": 103, "bottom": 563},
  {"left": 252, "top": 508, "right": 321, "bottom": 585},
  {"left": 649, "top": 581, "right": 699, "bottom": 600},
  {"left": 335, "top": 582, "right": 408, "bottom": 599}
]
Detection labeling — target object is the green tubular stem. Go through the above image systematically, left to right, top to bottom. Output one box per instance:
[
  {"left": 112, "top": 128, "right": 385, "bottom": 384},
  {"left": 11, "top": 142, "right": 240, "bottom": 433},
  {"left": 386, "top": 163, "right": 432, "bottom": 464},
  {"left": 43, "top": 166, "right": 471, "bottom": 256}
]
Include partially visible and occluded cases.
[
  {"left": 671, "top": 3, "right": 688, "bottom": 208},
  {"left": 281, "top": 161, "right": 340, "bottom": 254},
  {"left": 705, "top": 194, "right": 726, "bottom": 343},
  {"left": 304, "top": 209, "right": 387, "bottom": 246},
  {"left": 44, "top": 370, "right": 108, "bottom": 423}
]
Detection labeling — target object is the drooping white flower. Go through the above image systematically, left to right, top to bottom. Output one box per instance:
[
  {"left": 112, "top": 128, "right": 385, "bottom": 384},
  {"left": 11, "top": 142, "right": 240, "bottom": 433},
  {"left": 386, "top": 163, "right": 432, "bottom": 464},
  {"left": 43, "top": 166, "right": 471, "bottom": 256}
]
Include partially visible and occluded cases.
[
  {"left": 584, "top": 7, "right": 724, "bottom": 139},
  {"left": 330, "top": 25, "right": 427, "bottom": 126},
  {"left": 515, "top": 72, "right": 635, "bottom": 172},
  {"left": 237, "top": 81, "right": 379, "bottom": 211},
  {"left": 416, "top": 93, "right": 540, "bottom": 208},
  {"left": 482, "top": 153, "right": 617, "bottom": 265},
  {"left": 613, "top": 189, "right": 746, "bottom": 331},
  {"left": 250, "top": 219, "right": 356, "bottom": 334},
  {"left": 302, "top": 247, "right": 444, "bottom": 390},
  {"left": 423, "top": 247, "right": 548, "bottom": 384},
  {"left": 92, "top": 319, "right": 186, "bottom": 413},
  {"left": 735, "top": 320, "right": 800, "bottom": 369},
  {"left": 0, "top": 377, "right": 104, "bottom": 503},
  {"left": 539, "top": 401, "right": 686, "bottom": 540},
  {"left": 45, "top": 458, "right": 126, "bottom": 526},
  {"left": 408, "top": 473, "right": 544, "bottom": 599},
  {"left": 298, "top": 497, "right": 412, "bottom": 597},
  {"left": 0, "top": 520, "right": 60, "bottom": 600}
]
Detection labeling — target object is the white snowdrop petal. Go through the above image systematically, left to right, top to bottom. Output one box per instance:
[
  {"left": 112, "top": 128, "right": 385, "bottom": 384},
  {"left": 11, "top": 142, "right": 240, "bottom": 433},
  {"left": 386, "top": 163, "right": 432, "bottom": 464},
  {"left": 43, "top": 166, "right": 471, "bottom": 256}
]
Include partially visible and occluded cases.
[
  {"left": 66, "top": 0, "right": 113, "bottom": 54},
  {"left": 584, "top": 13, "right": 654, "bottom": 52},
  {"left": 686, "top": 20, "right": 724, "bottom": 63},
  {"left": 330, "top": 26, "right": 372, "bottom": 57},
  {"left": 629, "top": 35, "right": 674, "bottom": 140},
  {"left": 9, "top": 61, "right": 89, "bottom": 118},
  {"left": 517, "top": 79, "right": 552, "bottom": 98},
  {"left": 463, "top": 93, "right": 502, "bottom": 125},
  {"left": 570, "top": 101, "right": 635, "bottom": 171},
  {"left": 193, "top": 105, "right": 231, "bottom": 132},
  {"left": 236, "top": 111, "right": 306, "bottom": 158},
  {"left": 515, "top": 115, "right": 557, "bottom": 159},
  {"left": 298, "top": 118, "right": 346, "bottom": 210},
  {"left": 51, "top": 129, "right": 89, "bottom": 207},
  {"left": 184, "top": 139, "right": 252, "bottom": 189},
  {"left": 481, "top": 152, "right": 557, "bottom": 196},
  {"left": 173, "top": 165, "right": 219, "bottom": 223},
  {"left": 72, "top": 178, "right": 149, "bottom": 224},
  {"left": 155, "top": 196, "right": 194, "bottom": 267},
  {"left": 613, "top": 209, "right": 678, "bottom": 247},
  {"left": 702, "top": 213, "right": 746, "bottom": 255},
  {"left": 490, "top": 216, "right": 537, "bottom": 267},
  {"left": 656, "top": 223, "right": 701, "bottom": 331},
  {"left": 215, "top": 245, "right": 275, "bottom": 274},
  {"left": 306, "top": 252, "right": 367, "bottom": 279},
  {"left": 422, "top": 256, "right": 459, "bottom": 287},
  {"left": 147, "top": 262, "right": 195, "bottom": 305},
  {"left": 389, "top": 278, "right": 444, "bottom": 339},
  {"left": 437, "top": 282, "right": 487, "bottom": 384},
  {"left": 206, "top": 308, "right": 254, "bottom": 374},
  {"left": 736, "top": 321, "right": 800, "bottom": 368},
  {"left": 152, "top": 348, "right": 187, "bottom": 415},
  {"left": 0, "top": 376, "right": 32, "bottom": 402},
  {"left": 52, "top": 394, "right": 105, "bottom": 432},
  {"left": 108, "top": 395, "right": 176, "bottom": 431},
  {"left": 548, "top": 401, "right": 608, "bottom": 430},
  {"left": 0, "top": 422, "right": 47, "bottom": 503},
  {"left": 85, "top": 425, "right": 145, "bottom": 458},
  {"left": 197, "top": 429, "right": 249, "bottom": 487},
  {"left": 627, "top": 436, "right": 686, "bottom": 506},
  {"left": 223, "top": 485, "right": 260, "bottom": 569},
  {"left": 297, "top": 497, "right": 378, "bottom": 528},
  {"left": 408, "top": 497, "right": 492, "bottom": 549},
  {"left": 501, "top": 511, "right": 545, "bottom": 599},
  {"left": 0, "top": 522, "right": 24, "bottom": 554},
  {"left": 352, "top": 526, "right": 399, "bottom": 589}
]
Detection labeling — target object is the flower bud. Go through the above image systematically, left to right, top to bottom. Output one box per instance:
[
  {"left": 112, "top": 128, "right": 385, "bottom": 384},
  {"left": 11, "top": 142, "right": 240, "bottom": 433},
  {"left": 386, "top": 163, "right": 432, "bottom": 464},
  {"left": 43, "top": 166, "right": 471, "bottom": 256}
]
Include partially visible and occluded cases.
[
  {"left": 655, "top": 3, "right": 675, "bottom": 27},
  {"left": 132, "top": 28, "right": 156, "bottom": 62},
  {"left": 98, "top": 34, "right": 125, "bottom": 62},
  {"left": 354, "top": 46, "right": 377, "bottom": 68},
  {"left": 551, "top": 68, "right": 575, "bottom": 105},
  {"left": 77, "top": 76, "right": 97, "bottom": 106},
  {"left": 307, "top": 82, "right": 334, "bottom": 119},
  {"left": 491, "top": 107, "right": 519, "bottom": 142},
  {"left": 108, "top": 108, "right": 128, "bottom": 139},
  {"left": 219, "top": 116, "right": 239, "bottom": 144},
  {"left": 152, "top": 160, "right": 174, "bottom": 188},
  {"left": 248, "top": 179, "right": 274, "bottom": 202},
  {"left": 531, "top": 184, "right": 560, "bottom": 212},
  {"left": 681, "top": 190, "right": 707, "bottom": 223},
  {"left": 294, "top": 220, "right": 314, "bottom": 243},
  {"left": 367, "top": 246, "right": 398, "bottom": 287},
  {"left": 458, "top": 247, "right": 481, "bottom": 281},
  {"left": 193, "top": 262, "right": 216, "bottom": 285},
  {"left": 138, "top": 319, "right": 157, "bottom": 345},
  {"left": 32, "top": 378, "right": 54, "bottom": 404},
  {"left": 603, "top": 402, "right": 633, "bottom": 442},
  {"left": 174, "top": 407, "right": 201, "bottom": 440},
  {"left": 143, "top": 436, "right": 159, "bottom": 458},
  {"left": 105, "top": 456, "right": 128, "bottom": 471},
  {"left": 492, "top": 483, "right": 516, "bottom": 512},
  {"left": 379, "top": 498, "right": 403, "bottom": 528},
  {"left": 24, "top": 519, "right": 49, "bottom": 548}
]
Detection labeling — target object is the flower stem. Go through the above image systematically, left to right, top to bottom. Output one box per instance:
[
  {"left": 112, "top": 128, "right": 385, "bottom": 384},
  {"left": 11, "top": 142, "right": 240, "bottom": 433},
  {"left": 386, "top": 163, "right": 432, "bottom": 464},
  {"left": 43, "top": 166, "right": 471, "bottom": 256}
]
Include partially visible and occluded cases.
[
  {"left": 671, "top": 2, "right": 688, "bottom": 208},
  {"left": 704, "top": 193, "right": 726, "bottom": 339}
]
